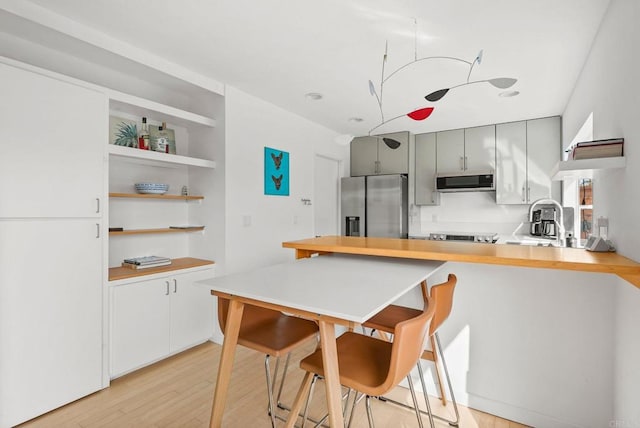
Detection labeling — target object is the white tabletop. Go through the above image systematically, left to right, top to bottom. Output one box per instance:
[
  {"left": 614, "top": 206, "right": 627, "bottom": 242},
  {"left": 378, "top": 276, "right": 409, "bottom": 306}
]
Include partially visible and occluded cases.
[{"left": 197, "top": 254, "right": 445, "bottom": 323}]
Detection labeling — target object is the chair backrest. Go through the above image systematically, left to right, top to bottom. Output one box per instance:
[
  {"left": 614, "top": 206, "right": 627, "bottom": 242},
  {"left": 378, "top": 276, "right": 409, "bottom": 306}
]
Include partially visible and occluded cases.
[
  {"left": 428, "top": 273, "right": 457, "bottom": 337},
  {"left": 369, "top": 279, "right": 433, "bottom": 394},
  {"left": 217, "top": 298, "right": 283, "bottom": 333}
]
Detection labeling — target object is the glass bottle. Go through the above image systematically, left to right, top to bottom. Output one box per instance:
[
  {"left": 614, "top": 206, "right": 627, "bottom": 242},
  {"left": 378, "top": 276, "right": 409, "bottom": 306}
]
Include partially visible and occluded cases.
[
  {"left": 138, "top": 117, "right": 150, "bottom": 150},
  {"left": 156, "top": 122, "right": 169, "bottom": 153}
]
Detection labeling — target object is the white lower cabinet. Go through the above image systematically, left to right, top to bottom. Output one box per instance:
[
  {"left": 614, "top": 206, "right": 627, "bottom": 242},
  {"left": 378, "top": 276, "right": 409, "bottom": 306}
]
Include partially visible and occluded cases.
[
  {"left": 0, "top": 220, "right": 103, "bottom": 428},
  {"left": 110, "top": 267, "right": 215, "bottom": 377}
]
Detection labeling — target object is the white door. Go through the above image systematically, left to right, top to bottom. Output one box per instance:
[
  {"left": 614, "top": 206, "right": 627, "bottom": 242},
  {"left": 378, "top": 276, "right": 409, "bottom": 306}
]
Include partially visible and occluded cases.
[
  {"left": 0, "top": 62, "right": 106, "bottom": 218},
  {"left": 314, "top": 155, "right": 340, "bottom": 236},
  {"left": 0, "top": 220, "right": 103, "bottom": 427},
  {"left": 169, "top": 269, "right": 215, "bottom": 352},
  {"left": 110, "top": 278, "right": 171, "bottom": 377}
]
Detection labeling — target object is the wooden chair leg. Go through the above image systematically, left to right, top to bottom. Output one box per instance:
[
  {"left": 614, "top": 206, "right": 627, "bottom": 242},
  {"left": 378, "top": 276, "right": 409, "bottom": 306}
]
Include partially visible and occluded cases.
[
  {"left": 430, "top": 335, "right": 447, "bottom": 405},
  {"left": 284, "top": 371, "right": 315, "bottom": 428}
]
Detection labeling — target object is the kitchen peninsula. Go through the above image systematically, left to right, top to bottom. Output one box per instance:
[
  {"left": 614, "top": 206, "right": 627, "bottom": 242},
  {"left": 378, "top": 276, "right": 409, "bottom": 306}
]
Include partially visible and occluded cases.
[{"left": 283, "top": 236, "right": 640, "bottom": 288}]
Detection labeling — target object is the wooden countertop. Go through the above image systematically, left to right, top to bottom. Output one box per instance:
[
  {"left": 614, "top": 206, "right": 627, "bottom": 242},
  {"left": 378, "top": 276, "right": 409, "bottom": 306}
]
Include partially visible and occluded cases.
[{"left": 282, "top": 236, "right": 640, "bottom": 289}]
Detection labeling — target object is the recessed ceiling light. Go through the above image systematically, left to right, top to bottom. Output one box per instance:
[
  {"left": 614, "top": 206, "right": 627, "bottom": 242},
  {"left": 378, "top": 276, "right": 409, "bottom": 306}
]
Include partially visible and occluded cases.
[
  {"left": 499, "top": 90, "right": 520, "bottom": 97},
  {"left": 305, "top": 92, "right": 323, "bottom": 101},
  {"left": 348, "top": 117, "right": 363, "bottom": 123}
]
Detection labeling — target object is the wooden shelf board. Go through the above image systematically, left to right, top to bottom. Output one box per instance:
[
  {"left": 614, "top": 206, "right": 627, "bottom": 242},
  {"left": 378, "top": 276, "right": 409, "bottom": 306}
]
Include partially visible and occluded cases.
[
  {"left": 107, "top": 145, "right": 216, "bottom": 169},
  {"left": 551, "top": 156, "right": 625, "bottom": 181},
  {"left": 109, "top": 192, "right": 204, "bottom": 200},
  {"left": 110, "top": 227, "right": 205, "bottom": 236},
  {"left": 108, "top": 257, "right": 214, "bottom": 281}
]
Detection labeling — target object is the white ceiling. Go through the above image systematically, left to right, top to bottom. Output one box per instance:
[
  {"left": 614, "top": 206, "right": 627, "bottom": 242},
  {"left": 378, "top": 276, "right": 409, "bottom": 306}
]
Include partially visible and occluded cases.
[{"left": 22, "top": 0, "right": 611, "bottom": 137}]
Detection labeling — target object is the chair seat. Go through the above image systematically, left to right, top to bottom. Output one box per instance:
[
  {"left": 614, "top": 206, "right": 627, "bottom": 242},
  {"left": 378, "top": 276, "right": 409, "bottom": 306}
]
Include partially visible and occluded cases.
[
  {"left": 362, "top": 304, "right": 422, "bottom": 334},
  {"left": 238, "top": 310, "right": 318, "bottom": 357},
  {"left": 300, "top": 332, "right": 393, "bottom": 397}
]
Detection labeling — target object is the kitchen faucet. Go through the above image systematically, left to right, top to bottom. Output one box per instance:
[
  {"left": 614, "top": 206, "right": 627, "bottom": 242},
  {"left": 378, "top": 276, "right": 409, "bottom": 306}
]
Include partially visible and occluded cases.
[{"left": 528, "top": 198, "right": 565, "bottom": 247}]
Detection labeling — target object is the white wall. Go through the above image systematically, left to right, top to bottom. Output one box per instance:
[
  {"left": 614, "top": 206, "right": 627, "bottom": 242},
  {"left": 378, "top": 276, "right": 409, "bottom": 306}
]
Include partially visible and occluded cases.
[
  {"left": 562, "top": 0, "right": 640, "bottom": 425},
  {"left": 223, "top": 86, "right": 349, "bottom": 276}
]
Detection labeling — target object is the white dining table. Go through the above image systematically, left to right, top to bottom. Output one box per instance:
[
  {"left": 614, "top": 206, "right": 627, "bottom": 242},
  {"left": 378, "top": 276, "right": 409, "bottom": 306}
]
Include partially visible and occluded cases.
[{"left": 197, "top": 253, "right": 445, "bottom": 427}]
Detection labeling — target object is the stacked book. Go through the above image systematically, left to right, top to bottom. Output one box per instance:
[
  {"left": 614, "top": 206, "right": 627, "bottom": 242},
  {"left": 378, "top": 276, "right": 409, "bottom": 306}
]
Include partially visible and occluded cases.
[
  {"left": 571, "top": 138, "right": 623, "bottom": 160},
  {"left": 122, "top": 256, "right": 172, "bottom": 270}
]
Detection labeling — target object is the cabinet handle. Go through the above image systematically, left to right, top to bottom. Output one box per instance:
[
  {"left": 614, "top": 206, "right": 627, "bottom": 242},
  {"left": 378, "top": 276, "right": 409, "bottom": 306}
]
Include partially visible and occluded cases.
[
  {"left": 459, "top": 156, "right": 464, "bottom": 170},
  {"left": 464, "top": 156, "right": 468, "bottom": 170},
  {"left": 374, "top": 160, "right": 380, "bottom": 174},
  {"left": 522, "top": 186, "right": 526, "bottom": 202},
  {"left": 527, "top": 187, "right": 531, "bottom": 202},
  {"left": 96, "top": 198, "right": 100, "bottom": 213},
  {"left": 96, "top": 223, "right": 100, "bottom": 238},
  {"left": 173, "top": 279, "right": 177, "bottom": 293},
  {"left": 165, "top": 281, "right": 170, "bottom": 296}
]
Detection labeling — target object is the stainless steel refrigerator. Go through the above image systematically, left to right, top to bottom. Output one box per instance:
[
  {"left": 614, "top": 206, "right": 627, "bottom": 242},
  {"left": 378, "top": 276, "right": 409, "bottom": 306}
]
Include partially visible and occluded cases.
[{"left": 341, "top": 174, "right": 408, "bottom": 238}]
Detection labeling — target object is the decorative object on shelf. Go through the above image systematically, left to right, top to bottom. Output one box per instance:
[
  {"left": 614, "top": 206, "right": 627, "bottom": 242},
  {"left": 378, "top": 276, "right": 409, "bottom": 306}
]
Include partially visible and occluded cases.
[
  {"left": 366, "top": 19, "right": 518, "bottom": 136},
  {"left": 109, "top": 116, "right": 138, "bottom": 147},
  {"left": 138, "top": 117, "right": 150, "bottom": 150},
  {"left": 149, "top": 122, "right": 176, "bottom": 154},
  {"left": 566, "top": 138, "right": 623, "bottom": 160},
  {"left": 264, "top": 147, "right": 290, "bottom": 196},
  {"left": 134, "top": 183, "right": 169, "bottom": 194},
  {"left": 181, "top": 185, "right": 189, "bottom": 196},
  {"left": 122, "top": 255, "right": 172, "bottom": 269}
]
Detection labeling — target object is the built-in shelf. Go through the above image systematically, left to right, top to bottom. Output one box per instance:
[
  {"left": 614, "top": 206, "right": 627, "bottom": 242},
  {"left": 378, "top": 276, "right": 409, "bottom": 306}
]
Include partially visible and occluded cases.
[
  {"left": 108, "top": 90, "right": 217, "bottom": 128},
  {"left": 107, "top": 145, "right": 216, "bottom": 168},
  {"left": 551, "top": 156, "right": 626, "bottom": 181},
  {"left": 109, "top": 192, "right": 204, "bottom": 200},
  {"left": 109, "top": 227, "right": 205, "bottom": 236},
  {"left": 108, "top": 257, "right": 215, "bottom": 281}
]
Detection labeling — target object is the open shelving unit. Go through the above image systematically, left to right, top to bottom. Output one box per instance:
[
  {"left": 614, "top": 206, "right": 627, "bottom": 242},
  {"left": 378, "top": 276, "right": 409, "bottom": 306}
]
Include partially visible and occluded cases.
[{"left": 108, "top": 90, "right": 220, "bottom": 279}]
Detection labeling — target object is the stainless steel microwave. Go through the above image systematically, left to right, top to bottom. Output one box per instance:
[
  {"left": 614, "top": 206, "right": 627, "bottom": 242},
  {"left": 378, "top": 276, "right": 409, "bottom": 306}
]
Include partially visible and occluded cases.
[{"left": 436, "top": 170, "right": 495, "bottom": 192}]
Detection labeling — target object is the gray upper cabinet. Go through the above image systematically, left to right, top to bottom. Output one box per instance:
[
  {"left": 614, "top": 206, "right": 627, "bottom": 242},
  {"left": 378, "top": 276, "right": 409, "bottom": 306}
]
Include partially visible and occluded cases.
[
  {"left": 496, "top": 116, "right": 561, "bottom": 204},
  {"left": 436, "top": 126, "right": 495, "bottom": 173},
  {"left": 350, "top": 131, "right": 409, "bottom": 176},
  {"left": 415, "top": 133, "right": 440, "bottom": 205}
]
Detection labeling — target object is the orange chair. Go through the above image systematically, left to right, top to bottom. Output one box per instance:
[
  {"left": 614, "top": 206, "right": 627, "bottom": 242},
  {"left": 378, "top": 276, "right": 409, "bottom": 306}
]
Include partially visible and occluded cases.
[
  {"left": 363, "top": 273, "right": 460, "bottom": 426},
  {"left": 294, "top": 277, "right": 456, "bottom": 428},
  {"left": 218, "top": 298, "right": 319, "bottom": 427}
]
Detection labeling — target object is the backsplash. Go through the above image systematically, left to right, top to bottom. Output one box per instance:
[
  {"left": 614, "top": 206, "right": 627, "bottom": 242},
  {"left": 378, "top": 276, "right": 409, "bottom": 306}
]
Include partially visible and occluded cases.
[{"left": 410, "top": 191, "right": 529, "bottom": 236}]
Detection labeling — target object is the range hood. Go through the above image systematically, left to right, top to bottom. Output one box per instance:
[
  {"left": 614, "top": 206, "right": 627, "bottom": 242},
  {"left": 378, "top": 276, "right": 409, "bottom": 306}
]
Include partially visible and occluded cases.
[{"left": 436, "top": 170, "right": 495, "bottom": 192}]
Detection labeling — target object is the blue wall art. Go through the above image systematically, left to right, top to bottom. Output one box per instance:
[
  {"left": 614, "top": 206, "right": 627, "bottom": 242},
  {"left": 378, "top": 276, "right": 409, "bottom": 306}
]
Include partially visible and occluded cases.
[{"left": 264, "top": 147, "right": 290, "bottom": 196}]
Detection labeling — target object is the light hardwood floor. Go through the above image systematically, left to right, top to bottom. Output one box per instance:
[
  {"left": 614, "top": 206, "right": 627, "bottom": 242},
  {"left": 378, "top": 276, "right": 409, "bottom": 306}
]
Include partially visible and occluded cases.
[{"left": 19, "top": 341, "right": 529, "bottom": 427}]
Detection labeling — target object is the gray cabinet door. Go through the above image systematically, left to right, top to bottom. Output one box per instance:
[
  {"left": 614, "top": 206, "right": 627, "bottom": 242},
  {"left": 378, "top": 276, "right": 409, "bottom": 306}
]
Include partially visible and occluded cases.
[
  {"left": 527, "top": 116, "right": 561, "bottom": 202},
  {"left": 496, "top": 121, "right": 527, "bottom": 204},
  {"left": 464, "top": 125, "right": 496, "bottom": 171},
  {"left": 436, "top": 129, "right": 465, "bottom": 172},
  {"left": 377, "top": 131, "right": 409, "bottom": 175},
  {"left": 415, "top": 133, "right": 439, "bottom": 205},
  {"left": 350, "top": 136, "right": 378, "bottom": 176}
]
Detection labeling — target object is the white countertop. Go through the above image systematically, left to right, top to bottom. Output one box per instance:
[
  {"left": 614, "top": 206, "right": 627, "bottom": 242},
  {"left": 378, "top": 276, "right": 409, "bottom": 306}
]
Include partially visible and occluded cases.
[{"left": 197, "top": 253, "right": 445, "bottom": 323}]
